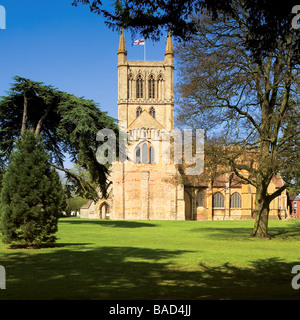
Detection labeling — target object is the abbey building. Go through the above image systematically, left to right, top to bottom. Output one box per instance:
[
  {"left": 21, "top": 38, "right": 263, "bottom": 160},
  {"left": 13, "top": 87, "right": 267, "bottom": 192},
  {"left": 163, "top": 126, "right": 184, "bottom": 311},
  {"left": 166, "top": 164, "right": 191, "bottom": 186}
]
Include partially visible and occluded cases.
[{"left": 80, "top": 30, "right": 289, "bottom": 221}]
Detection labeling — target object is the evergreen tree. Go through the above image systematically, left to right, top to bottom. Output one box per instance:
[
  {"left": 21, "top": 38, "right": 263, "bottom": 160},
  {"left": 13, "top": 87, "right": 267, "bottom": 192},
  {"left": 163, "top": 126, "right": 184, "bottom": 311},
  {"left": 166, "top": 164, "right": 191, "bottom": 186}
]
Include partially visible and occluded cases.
[
  {"left": 0, "top": 76, "right": 119, "bottom": 200},
  {"left": 0, "top": 131, "right": 65, "bottom": 247}
]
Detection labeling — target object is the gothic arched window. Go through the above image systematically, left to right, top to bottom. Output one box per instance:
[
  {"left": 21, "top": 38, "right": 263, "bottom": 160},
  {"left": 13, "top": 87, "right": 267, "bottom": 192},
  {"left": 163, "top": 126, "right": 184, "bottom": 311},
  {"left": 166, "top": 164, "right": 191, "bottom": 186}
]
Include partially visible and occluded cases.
[
  {"left": 128, "top": 74, "right": 134, "bottom": 99},
  {"left": 136, "top": 74, "right": 144, "bottom": 99},
  {"left": 148, "top": 74, "right": 155, "bottom": 99},
  {"left": 157, "top": 74, "right": 164, "bottom": 100},
  {"left": 136, "top": 107, "right": 142, "bottom": 118},
  {"left": 149, "top": 107, "right": 155, "bottom": 119},
  {"left": 135, "top": 142, "right": 155, "bottom": 164},
  {"left": 142, "top": 143, "right": 148, "bottom": 164},
  {"left": 136, "top": 146, "right": 141, "bottom": 163},
  {"left": 149, "top": 146, "right": 155, "bottom": 164},
  {"left": 197, "top": 190, "right": 203, "bottom": 207},
  {"left": 213, "top": 192, "right": 224, "bottom": 208},
  {"left": 230, "top": 192, "right": 242, "bottom": 208}
]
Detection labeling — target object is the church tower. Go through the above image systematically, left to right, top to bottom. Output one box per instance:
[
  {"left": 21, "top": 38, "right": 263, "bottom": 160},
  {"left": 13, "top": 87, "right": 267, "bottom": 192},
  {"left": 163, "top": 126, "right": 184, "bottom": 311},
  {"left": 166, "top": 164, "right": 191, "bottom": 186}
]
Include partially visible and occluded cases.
[
  {"left": 117, "top": 28, "right": 174, "bottom": 132},
  {"left": 81, "top": 29, "right": 289, "bottom": 222},
  {"left": 111, "top": 29, "right": 185, "bottom": 220}
]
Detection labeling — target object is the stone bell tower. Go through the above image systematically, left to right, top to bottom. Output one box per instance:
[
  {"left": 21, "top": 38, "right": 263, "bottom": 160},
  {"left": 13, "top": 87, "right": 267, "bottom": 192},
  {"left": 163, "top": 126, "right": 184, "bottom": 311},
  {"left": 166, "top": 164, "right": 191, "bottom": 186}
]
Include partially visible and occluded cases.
[
  {"left": 111, "top": 28, "right": 185, "bottom": 220},
  {"left": 117, "top": 28, "right": 175, "bottom": 132}
]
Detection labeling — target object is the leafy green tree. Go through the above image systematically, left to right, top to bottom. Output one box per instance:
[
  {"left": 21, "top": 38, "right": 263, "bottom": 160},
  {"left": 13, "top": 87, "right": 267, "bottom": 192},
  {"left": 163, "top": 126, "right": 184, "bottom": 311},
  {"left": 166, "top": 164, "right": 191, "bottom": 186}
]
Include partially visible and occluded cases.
[
  {"left": 72, "top": 0, "right": 300, "bottom": 59},
  {"left": 72, "top": 0, "right": 300, "bottom": 236},
  {"left": 175, "top": 4, "right": 300, "bottom": 238},
  {"left": 0, "top": 76, "right": 118, "bottom": 199},
  {"left": 279, "top": 103, "right": 300, "bottom": 195},
  {"left": 0, "top": 131, "right": 66, "bottom": 247},
  {"left": 64, "top": 163, "right": 98, "bottom": 198},
  {"left": 63, "top": 164, "right": 92, "bottom": 216},
  {"left": 65, "top": 197, "right": 89, "bottom": 215}
]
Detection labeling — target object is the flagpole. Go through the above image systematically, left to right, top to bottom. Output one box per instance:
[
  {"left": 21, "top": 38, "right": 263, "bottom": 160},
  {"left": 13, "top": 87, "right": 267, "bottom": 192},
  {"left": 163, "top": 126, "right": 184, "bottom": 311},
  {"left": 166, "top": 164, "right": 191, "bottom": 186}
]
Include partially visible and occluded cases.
[{"left": 134, "top": 39, "right": 146, "bottom": 60}]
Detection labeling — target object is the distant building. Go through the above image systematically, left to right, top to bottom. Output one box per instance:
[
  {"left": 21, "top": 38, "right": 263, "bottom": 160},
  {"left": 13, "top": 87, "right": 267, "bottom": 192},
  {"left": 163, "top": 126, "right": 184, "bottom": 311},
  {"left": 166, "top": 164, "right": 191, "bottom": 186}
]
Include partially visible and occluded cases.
[
  {"left": 80, "top": 29, "right": 289, "bottom": 221},
  {"left": 290, "top": 194, "right": 300, "bottom": 219}
]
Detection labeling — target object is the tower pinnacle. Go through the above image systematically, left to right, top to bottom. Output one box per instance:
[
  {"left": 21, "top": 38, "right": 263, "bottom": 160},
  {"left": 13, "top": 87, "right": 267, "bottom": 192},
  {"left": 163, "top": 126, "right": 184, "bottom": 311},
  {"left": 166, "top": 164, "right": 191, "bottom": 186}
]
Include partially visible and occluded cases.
[
  {"left": 118, "top": 28, "right": 127, "bottom": 64},
  {"left": 165, "top": 29, "right": 174, "bottom": 65},
  {"left": 165, "top": 29, "right": 174, "bottom": 56}
]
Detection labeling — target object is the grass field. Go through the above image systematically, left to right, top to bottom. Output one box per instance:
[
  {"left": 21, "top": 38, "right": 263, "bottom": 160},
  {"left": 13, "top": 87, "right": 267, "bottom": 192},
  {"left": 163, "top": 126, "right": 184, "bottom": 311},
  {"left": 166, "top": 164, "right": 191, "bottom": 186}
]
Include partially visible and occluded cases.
[{"left": 0, "top": 218, "right": 300, "bottom": 300}]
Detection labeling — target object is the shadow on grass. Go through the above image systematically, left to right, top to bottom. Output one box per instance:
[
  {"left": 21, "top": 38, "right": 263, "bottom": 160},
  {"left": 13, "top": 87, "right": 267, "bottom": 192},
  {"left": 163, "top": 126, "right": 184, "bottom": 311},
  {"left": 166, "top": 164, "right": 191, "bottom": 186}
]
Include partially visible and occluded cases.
[
  {"left": 59, "top": 218, "right": 157, "bottom": 229},
  {"left": 191, "top": 220, "right": 300, "bottom": 240},
  {"left": 268, "top": 222, "right": 300, "bottom": 239},
  {"left": 191, "top": 227, "right": 254, "bottom": 240},
  {"left": 1, "top": 245, "right": 299, "bottom": 300}
]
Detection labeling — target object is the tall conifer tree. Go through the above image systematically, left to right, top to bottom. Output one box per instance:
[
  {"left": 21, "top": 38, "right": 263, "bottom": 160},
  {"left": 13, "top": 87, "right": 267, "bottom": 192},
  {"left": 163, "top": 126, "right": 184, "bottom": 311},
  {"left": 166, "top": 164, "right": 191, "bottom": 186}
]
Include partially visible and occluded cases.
[{"left": 0, "top": 131, "right": 65, "bottom": 247}]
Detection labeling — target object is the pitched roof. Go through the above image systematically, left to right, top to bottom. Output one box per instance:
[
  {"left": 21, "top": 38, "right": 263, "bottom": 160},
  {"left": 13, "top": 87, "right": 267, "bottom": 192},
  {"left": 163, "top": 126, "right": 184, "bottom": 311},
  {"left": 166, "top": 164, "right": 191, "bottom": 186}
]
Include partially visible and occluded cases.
[
  {"left": 127, "top": 110, "right": 164, "bottom": 131},
  {"left": 183, "top": 172, "right": 243, "bottom": 188},
  {"left": 80, "top": 199, "right": 93, "bottom": 209}
]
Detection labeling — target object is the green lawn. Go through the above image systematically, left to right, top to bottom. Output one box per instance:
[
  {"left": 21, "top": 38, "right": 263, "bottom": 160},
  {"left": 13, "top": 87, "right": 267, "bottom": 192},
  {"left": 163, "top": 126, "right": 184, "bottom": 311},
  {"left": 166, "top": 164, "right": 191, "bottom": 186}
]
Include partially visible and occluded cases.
[{"left": 0, "top": 218, "right": 300, "bottom": 300}]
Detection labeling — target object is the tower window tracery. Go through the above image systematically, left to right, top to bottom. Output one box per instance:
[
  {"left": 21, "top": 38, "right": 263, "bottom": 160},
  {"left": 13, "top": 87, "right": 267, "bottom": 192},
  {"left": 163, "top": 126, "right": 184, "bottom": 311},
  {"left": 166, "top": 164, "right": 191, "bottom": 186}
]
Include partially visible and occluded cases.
[
  {"left": 128, "top": 73, "right": 134, "bottom": 99},
  {"left": 136, "top": 74, "right": 144, "bottom": 99},
  {"left": 148, "top": 74, "right": 155, "bottom": 99},
  {"left": 157, "top": 74, "right": 164, "bottom": 100},
  {"left": 136, "top": 107, "right": 142, "bottom": 118},
  {"left": 149, "top": 107, "right": 155, "bottom": 119},
  {"left": 135, "top": 142, "right": 155, "bottom": 164},
  {"left": 142, "top": 143, "right": 148, "bottom": 164},
  {"left": 136, "top": 146, "right": 141, "bottom": 163},
  {"left": 149, "top": 146, "right": 155, "bottom": 164}
]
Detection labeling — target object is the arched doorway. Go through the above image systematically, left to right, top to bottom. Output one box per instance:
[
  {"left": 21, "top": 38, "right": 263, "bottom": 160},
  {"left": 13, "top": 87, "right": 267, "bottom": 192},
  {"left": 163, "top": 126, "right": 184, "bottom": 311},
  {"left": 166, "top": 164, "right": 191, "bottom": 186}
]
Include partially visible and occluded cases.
[
  {"left": 184, "top": 191, "right": 192, "bottom": 220},
  {"left": 99, "top": 202, "right": 110, "bottom": 220}
]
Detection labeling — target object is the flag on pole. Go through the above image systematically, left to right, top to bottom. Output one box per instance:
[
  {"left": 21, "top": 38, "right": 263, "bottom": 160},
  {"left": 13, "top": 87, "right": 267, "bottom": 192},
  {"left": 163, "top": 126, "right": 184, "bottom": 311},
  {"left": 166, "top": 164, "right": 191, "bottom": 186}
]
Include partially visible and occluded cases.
[
  {"left": 134, "top": 39, "right": 145, "bottom": 45},
  {"left": 134, "top": 39, "right": 146, "bottom": 60}
]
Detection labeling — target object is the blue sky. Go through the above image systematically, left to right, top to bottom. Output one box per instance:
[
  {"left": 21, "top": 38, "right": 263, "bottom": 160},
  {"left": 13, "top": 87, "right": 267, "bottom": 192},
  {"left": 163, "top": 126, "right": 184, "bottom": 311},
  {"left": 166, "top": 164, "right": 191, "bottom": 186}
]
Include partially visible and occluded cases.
[{"left": 0, "top": 0, "right": 169, "bottom": 122}]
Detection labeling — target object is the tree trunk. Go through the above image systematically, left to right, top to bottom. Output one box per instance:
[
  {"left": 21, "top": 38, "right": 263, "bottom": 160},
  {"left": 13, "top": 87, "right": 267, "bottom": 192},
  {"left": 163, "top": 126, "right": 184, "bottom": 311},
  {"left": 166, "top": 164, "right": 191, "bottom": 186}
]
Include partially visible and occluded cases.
[
  {"left": 21, "top": 93, "right": 28, "bottom": 134},
  {"left": 35, "top": 104, "right": 52, "bottom": 135},
  {"left": 252, "top": 183, "right": 271, "bottom": 238},
  {"left": 252, "top": 204, "right": 270, "bottom": 238}
]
